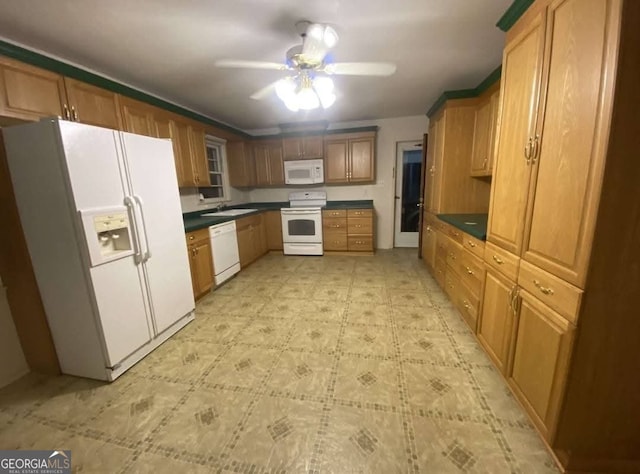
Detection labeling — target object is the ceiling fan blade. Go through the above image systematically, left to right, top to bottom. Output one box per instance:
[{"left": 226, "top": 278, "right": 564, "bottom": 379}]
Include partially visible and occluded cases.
[
  {"left": 301, "top": 23, "right": 339, "bottom": 64},
  {"left": 215, "top": 59, "right": 286, "bottom": 71},
  {"left": 325, "top": 62, "right": 397, "bottom": 76},
  {"left": 250, "top": 81, "right": 279, "bottom": 100}
]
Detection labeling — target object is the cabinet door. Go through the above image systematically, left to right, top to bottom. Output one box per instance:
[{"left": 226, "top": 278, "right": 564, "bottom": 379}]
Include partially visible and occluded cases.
[
  {"left": 522, "top": 0, "right": 609, "bottom": 287},
  {"left": 487, "top": 12, "right": 545, "bottom": 255},
  {"left": 0, "top": 56, "right": 66, "bottom": 121},
  {"left": 64, "top": 78, "right": 122, "bottom": 129},
  {"left": 486, "top": 91, "right": 500, "bottom": 172},
  {"left": 120, "top": 96, "right": 154, "bottom": 136},
  {"left": 470, "top": 97, "right": 493, "bottom": 175},
  {"left": 152, "top": 113, "right": 185, "bottom": 186},
  {"left": 428, "top": 116, "right": 445, "bottom": 213},
  {"left": 174, "top": 119, "right": 197, "bottom": 186},
  {"left": 424, "top": 121, "right": 437, "bottom": 212},
  {"left": 189, "top": 126, "right": 210, "bottom": 186},
  {"left": 302, "top": 136, "right": 323, "bottom": 158},
  {"left": 349, "top": 137, "right": 375, "bottom": 182},
  {"left": 282, "top": 138, "right": 302, "bottom": 160},
  {"left": 324, "top": 139, "right": 349, "bottom": 183},
  {"left": 227, "top": 141, "right": 255, "bottom": 187},
  {"left": 253, "top": 144, "right": 270, "bottom": 186},
  {"left": 268, "top": 144, "right": 285, "bottom": 185},
  {"left": 264, "top": 210, "right": 283, "bottom": 250},
  {"left": 254, "top": 218, "right": 268, "bottom": 258},
  {"left": 421, "top": 222, "right": 437, "bottom": 270},
  {"left": 237, "top": 224, "right": 254, "bottom": 268},
  {"left": 192, "top": 240, "right": 214, "bottom": 297},
  {"left": 477, "top": 268, "right": 516, "bottom": 374},
  {"left": 508, "top": 289, "right": 574, "bottom": 441}
]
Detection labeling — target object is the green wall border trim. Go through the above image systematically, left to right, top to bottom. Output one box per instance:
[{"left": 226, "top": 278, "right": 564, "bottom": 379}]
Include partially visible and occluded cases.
[
  {"left": 496, "top": 0, "right": 535, "bottom": 32},
  {"left": 0, "top": 39, "right": 251, "bottom": 138},
  {"left": 426, "top": 65, "right": 502, "bottom": 118}
]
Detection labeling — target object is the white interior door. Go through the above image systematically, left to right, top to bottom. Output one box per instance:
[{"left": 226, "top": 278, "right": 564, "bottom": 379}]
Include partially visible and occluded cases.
[
  {"left": 120, "top": 132, "right": 195, "bottom": 334},
  {"left": 394, "top": 141, "right": 423, "bottom": 247}
]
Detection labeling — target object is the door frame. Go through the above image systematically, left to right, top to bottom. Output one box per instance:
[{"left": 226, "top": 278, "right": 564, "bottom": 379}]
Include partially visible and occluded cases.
[
  {"left": 417, "top": 133, "right": 429, "bottom": 257},
  {"left": 393, "top": 139, "right": 424, "bottom": 248}
]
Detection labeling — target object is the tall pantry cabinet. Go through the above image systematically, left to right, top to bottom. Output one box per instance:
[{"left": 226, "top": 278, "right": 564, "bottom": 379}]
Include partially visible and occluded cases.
[{"left": 479, "top": 0, "right": 640, "bottom": 471}]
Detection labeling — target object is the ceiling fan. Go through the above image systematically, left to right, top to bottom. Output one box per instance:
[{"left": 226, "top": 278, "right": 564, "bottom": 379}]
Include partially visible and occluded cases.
[{"left": 215, "top": 21, "right": 396, "bottom": 111}]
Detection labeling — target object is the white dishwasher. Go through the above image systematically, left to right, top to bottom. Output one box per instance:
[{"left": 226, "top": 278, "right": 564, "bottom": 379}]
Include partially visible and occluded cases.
[{"left": 209, "top": 221, "right": 240, "bottom": 286}]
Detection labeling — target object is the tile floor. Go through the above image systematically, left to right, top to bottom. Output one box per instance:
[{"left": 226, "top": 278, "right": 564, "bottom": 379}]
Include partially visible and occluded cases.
[{"left": 0, "top": 250, "right": 560, "bottom": 473}]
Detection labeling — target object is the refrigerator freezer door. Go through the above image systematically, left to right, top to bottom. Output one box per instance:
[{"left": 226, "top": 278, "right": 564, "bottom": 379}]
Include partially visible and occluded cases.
[{"left": 119, "top": 132, "right": 195, "bottom": 334}]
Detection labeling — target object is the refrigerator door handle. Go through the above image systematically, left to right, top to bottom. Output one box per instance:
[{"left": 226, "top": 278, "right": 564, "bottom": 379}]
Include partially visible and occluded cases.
[
  {"left": 133, "top": 194, "right": 152, "bottom": 262},
  {"left": 124, "top": 196, "right": 144, "bottom": 264}
]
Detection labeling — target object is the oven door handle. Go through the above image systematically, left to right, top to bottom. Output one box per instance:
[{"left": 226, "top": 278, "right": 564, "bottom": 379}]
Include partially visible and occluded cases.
[{"left": 282, "top": 210, "right": 321, "bottom": 215}]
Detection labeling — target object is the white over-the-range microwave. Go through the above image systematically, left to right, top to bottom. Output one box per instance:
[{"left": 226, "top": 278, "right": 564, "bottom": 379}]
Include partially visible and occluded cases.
[{"left": 283, "top": 159, "right": 324, "bottom": 185}]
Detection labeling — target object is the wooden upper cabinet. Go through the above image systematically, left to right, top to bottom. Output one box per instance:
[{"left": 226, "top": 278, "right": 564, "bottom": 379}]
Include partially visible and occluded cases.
[
  {"left": 522, "top": 0, "right": 609, "bottom": 287},
  {"left": 487, "top": 11, "right": 545, "bottom": 256},
  {"left": 0, "top": 56, "right": 66, "bottom": 121},
  {"left": 64, "top": 78, "right": 121, "bottom": 129},
  {"left": 470, "top": 88, "right": 499, "bottom": 177},
  {"left": 119, "top": 96, "right": 154, "bottom": 136},
  {"left": 151, "top": 111, "right": 186, "bottom": 185},
  {"left": 174, "top": 119, "right": 197, "bottom": 187},
  {"left": 189, "top": 125, "right": 210, "bottom": 186},
  {"left": 324, "top": 132, "right": 376, "bottom": 184},
  {"left": 282, "top": 135, "right": 323, "bottom": 160},
  {"left": 227, "top": 141, "right": 255, "bottom": 187},
  {"left": 254, "top": 141, "right": 284, "bottom": 186},
  {"left": 253, "top": 143, "right": 270, "bottom": 186},
  {"left": 268, "top": 143, "right": 285, "bottom": 185},
  {"left": 508, "top": 289, "right": 574, "bottom": 441}
]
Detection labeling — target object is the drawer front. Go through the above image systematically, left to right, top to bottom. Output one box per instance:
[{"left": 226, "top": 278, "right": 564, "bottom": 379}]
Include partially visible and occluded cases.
[
  {"left": 323, "top": 209, "right": 347, "bottom": 218},
  {"left": 347, "top": 209, "right": 372, "bottom": 218},
  {"left": 323, "top": 217, "right": 347, "bottom": 231},
  {"left": 348, "top": 217, "right": 373, "bottom": 235},
  {"left": 434, "top": 219, "right": 449, "bottom": 233},
  {"left": 447, "top": 225, "right": 464, "bottom": 244},
  {"left": 185, "top": 227, "right": 210, "bottom": 245},
  {"left": 435, "top": 231, "right": 449, "bottom": 261},
  {"left": 324, "top": 233, "right": 348, "bottom": 251},
  {"left": 463, "top": 234, "right": 485, "bottom": 260},
  {"left": 347, "top": 236, "right": 373, "bottom": 251},
  {"left": 446, "top": 239, "right": 463, "bottom": 269},
  {"left": 484, "top": 241, "right": 520, "bottom": 281},
  {"left": 457, "top": 250, "right": 484, "bottom": 298},
  {"left": 434, "top": 257, "right": 447, "bottom": 289},
  {"left": 518, "top": 260, "right": 582, "bottom": 324},
  {"left": 445, "top": 270, "right": 461, "bottom": 303},
  {"left": 456, "top": 280, "right": 478, "bottom": 331}
]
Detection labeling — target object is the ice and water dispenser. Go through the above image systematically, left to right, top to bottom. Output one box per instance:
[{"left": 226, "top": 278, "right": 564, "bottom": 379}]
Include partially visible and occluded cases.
[{"left": 80, "top": 206, "right": 135, "bottom": 266}]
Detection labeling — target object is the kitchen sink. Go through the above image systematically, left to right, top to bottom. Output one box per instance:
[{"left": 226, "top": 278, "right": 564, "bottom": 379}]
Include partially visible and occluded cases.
[{"left": 201, "top": 209, "right": 258, "bottom": 217}]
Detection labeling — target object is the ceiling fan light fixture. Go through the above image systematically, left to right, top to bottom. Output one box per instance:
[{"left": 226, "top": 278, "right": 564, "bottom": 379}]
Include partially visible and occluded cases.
[
  {"left": 323, "top": 26, "right": 339, "bottom": 48},
  {"left": 275, "top": 78, "right": 296, "bottom": 102},
  {"left": 297, "top": 86, "right": 320, "bottom": 110}
]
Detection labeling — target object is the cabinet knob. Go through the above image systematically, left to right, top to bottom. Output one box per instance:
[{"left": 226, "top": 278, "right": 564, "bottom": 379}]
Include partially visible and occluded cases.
[
  {"left": 189, "top": 235, "right": 194, "bottom": 240},
  {"left": 467, "top": 240, "right": 476, "bottom": 248},
  {"left": 492, "top": 255, "right": 503, "bottom": 265},
  {"left": 465, "top": 266, "right": 474, "bottom": 275},
  {"left": 533, "top": 279, "right": 554, "bottom": 295},
  {"left": 463, "top": 301, "right": 471, "bottom": 309}
]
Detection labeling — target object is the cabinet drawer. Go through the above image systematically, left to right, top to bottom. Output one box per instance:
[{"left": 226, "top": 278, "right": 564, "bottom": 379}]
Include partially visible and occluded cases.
[
  {"left": 323, "top": 209, "right": 347, "bottom": 218},
  {"left": 347, "top": 209, "right": 372, "bottom": 218},
  {"left": 323, "top": 217, "right": 347, "bottom": 231},
  {"left": 348, "top": 217, "right": 373, "bottom": 234},
  {"left": 434, "top": 219, "right": 449, "bottom": 233},
  {"left": 447, "top": 225, "right": 464, "bottom": 244},
  {"left": 185, "top": 227, "right": 209, "bottom": 245},
  {"left": 435, "top": 231, "right": 449, "bottom": 262},
  {"left": 324, "top": 233, "right": 348, "bottom": 251},
  {"left": 463, "top": 234, "right": 485, "bottom": 260},
  {"left": 347, "top": 236, "right": 373, "bottom": 251},
  {"left": 446, "top": 239, "right": 463, "bottom": 269},
  {"left": 485, "top": 241, "right": 520, "bottom": 281},
  {"left": 457, "top": 250, "right": 484, "bottom": 298},
  {"left": 434, "top": 257, "right": 447, "bottom": 289},
  {"left": 518, "top": 260, "right": 582, "bottom": 324},
  {"left": 445, "top": 270, "right": 461, "bottom": 303},
  {"left": 457, "top": 280, "right": 479, "bottom": 332}
]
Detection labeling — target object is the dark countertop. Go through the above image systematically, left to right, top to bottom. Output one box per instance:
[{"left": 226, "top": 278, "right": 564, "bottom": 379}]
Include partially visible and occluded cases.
[
  {"left": 183, "top": 200, "right": 374, "bottom": 232},
  {"left": 437, "top": 213, "right": 488, "bottom": 241}
]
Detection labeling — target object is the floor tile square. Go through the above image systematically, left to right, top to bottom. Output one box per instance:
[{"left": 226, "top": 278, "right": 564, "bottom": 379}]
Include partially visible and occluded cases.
[
  {"left": 345, "top": 303, "right": 392, "bottom": 327},
  {"left": 287, "top": 321, "right": 341, "bottom": 352},
  {"left": 341, "top": 325, "right": 395, "bottom": 357},
  {"left": 204, "top": 346, "right": 279, "bottom": 390},
  {"left": 266, "top": 351, "right": 334, "bottom": 396},
  {"left": 334, "top": 356, "right": 400, "bottom": 407}
]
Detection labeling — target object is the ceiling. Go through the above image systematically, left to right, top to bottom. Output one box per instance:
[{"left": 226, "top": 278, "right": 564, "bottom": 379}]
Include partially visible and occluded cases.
[{"left": 0, "top": 0, "right": 511, "bottom": 132}]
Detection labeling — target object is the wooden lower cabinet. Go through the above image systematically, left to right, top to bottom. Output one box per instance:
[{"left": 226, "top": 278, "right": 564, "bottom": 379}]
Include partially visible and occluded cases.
[
  {"left": 323, "top": 209, "right": 348, "bottom": 251},
  {"left": 347, "top": 209, "right": 374, "bottom": 252},
  {"left": 264, "top": 210, "right": 283, "bottom": 250},
  {"left": 236, "top": 214, "right": 267, "bottom": 268},
  {"left": 421, "top": 216, "right": 437, "bottom": 270},
  {"left": 185, "top": 229, "right": 214, "bottom": 300},
  {"left": 477, "top": 268, "right": 517, "bottom": 374},
  {"left": 508, "top": 289, "right": 575, "bottom": 441}
]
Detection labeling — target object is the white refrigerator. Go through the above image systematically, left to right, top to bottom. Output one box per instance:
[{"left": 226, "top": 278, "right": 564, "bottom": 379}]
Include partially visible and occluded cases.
[{"left": 3, "top": 118, "right": 195, "bottom": 381}]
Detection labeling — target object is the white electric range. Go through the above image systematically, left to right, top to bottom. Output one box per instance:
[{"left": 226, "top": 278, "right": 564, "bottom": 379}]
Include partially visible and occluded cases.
[{"left": 280, "top": 191, "right": 327, "bottom": 255}]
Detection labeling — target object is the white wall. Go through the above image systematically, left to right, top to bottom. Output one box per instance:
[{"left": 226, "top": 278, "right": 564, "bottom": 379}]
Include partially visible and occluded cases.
[
  {"left": 249, "top": 115, "right": 429, "bottom": 249},
  {"left": 179, "top": 186, "right": 250, "bottom": 213},
  {"left": 0, "top": 275, "right": 29, "bottom": 388}
]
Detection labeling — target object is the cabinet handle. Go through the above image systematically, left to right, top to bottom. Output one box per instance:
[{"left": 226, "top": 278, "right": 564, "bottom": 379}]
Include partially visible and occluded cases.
[
  {"left": 63, "top": 104, "right": 70, "bottom": 120},
  {"left": 72, "top": 106, "right": 79, "bottom": 121},
  {"left": 532, "top": 134, "right": 540, "bottom": 164},
  {"left": 524, "top": 137, "right": 533, "bottom": 163},
  {"left": 482, "top": 158, "right": 488, "bottom": 169},
  {"left": 430, "top": 166, "right": 435, "bottom": 176},
  {"left": 330, "top": 224, "right": 341, "bottom": 228},
  {"left": 355, "top": 224, "right": 362, "bottom": 228},
  {"left": 426, "top": 226, "right": 432, "bottom": 232},
  {"left": 189, "top": 235, "right": 194, "bottom": 240},
  {"left": 467, "top": 240, "right": 476, "bottom": 248},
  {"left": 448, "top": 253, "right": 456, "bottom": 260},
  {"left": 492, "top": 255, "right": 503, "bottom": 265},
  {"left": 465, "top": 266, "right": 474, "bottom": 275},
  {"left": 533, "top": 279, "right": 554, "bottom": 295},
  {"left": 509, "top": 285, "right": 520, "bottom": 315},
  {"left": 463, "top": 300, "right": 471, "bottom": 310}
]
